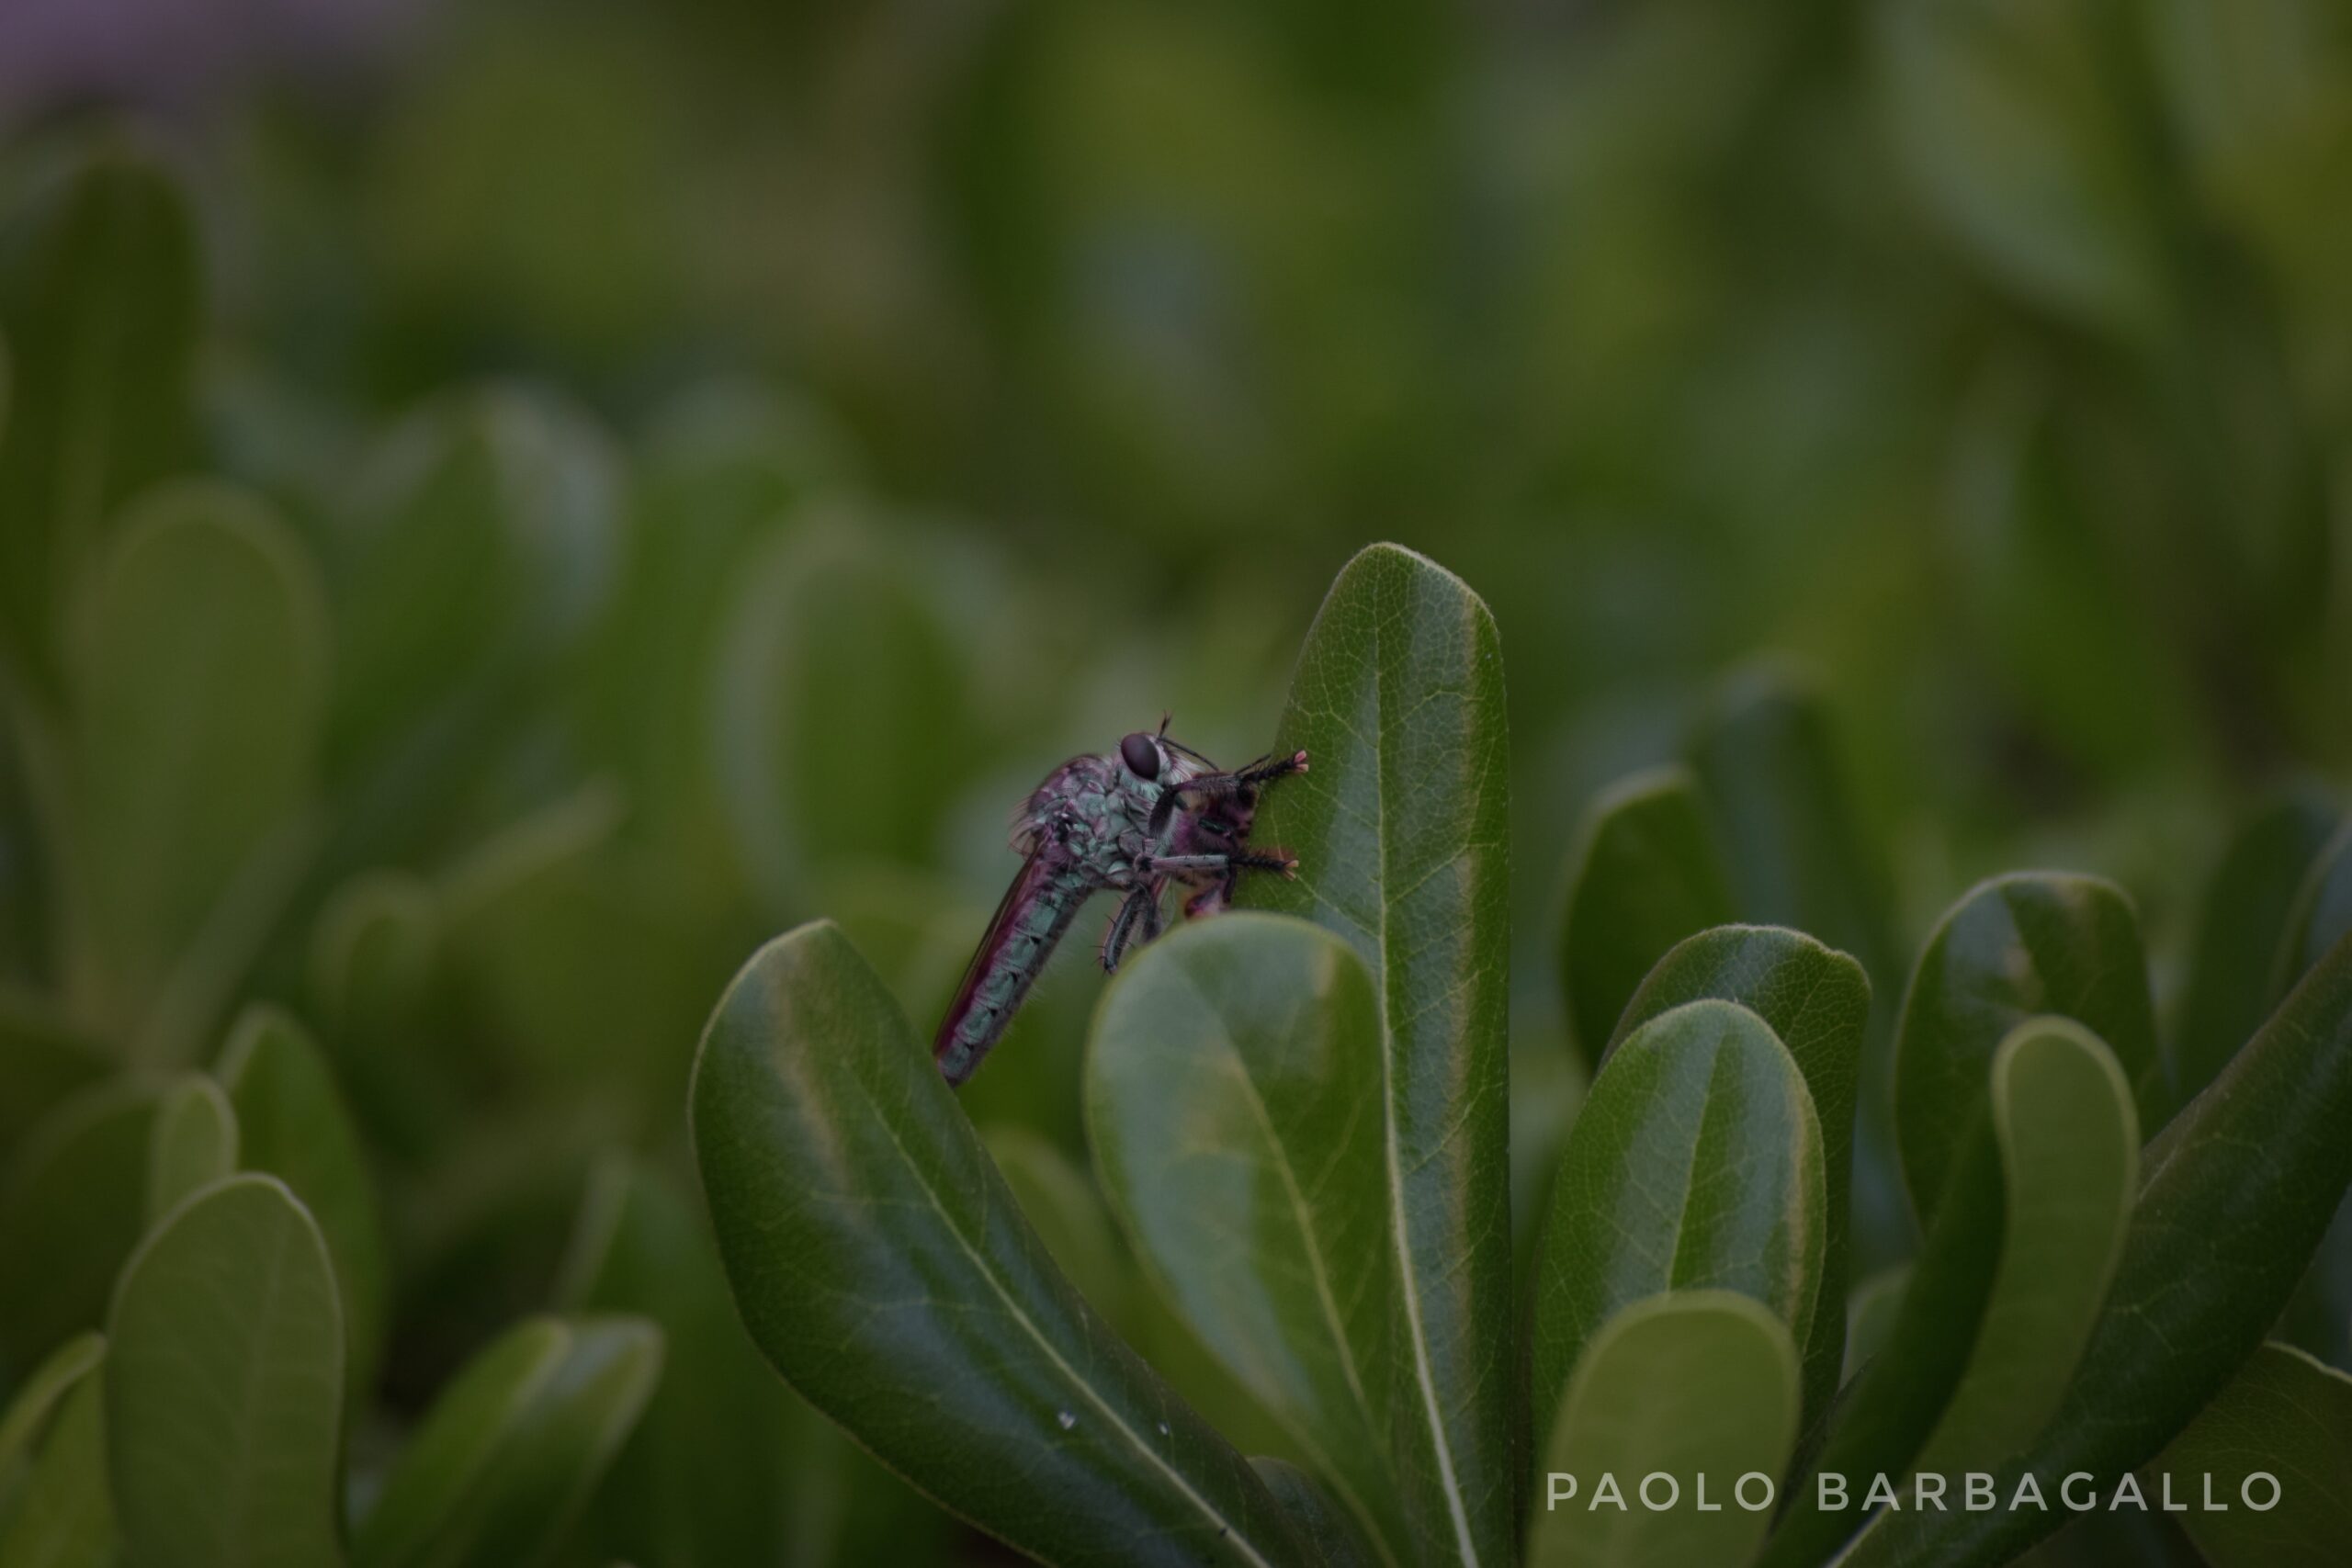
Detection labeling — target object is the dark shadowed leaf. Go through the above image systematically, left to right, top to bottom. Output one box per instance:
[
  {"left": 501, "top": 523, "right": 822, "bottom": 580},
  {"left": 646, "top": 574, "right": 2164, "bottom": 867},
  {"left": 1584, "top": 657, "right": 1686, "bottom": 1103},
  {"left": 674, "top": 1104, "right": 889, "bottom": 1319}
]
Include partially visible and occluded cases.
[
  {"left": 0, "top": 136, "right": 198, "bottom": 691},
  {"left": 1238, "top": 542, "right": 1514, "bottom": 1566},
  {"left": 1556, "top": 767, "right": 1735, "bottom": 1070},
  {"left": 2171, "top": 790, "right": 2336, "bottom": 1103},
  {"left": 2273, "top": 818, "right": 2352, "bottom": 1000},
  {"left": 1893, "top": 873, "right": 2155, "bottom": 1225},
  {"left": 1089, "top": 914, "right": 1408, "bottom": 1565},
  {"left": 690, "top": 920, "right": 1304, "bottom": 1567},
  {"left": 1609, "top": 925, "right": 1870, "bottom": 1437},
  {"left": 0, "top": 994, "right": 107, "bottom": 1152},
  {"left": 1529, "top": 999, "right": 1824, "bottom": 1461},
  {"left": 0, "top": 1079, "right": 158, "bottom": 1372},
  {"left": 105, "top": 1175, "right": 344, "bottom": 1568},
  {"left": 1527, "top": 1292, "right": 1798, "bottom": 1568},
  {"left": 353, "top": 1314, "right": 661, "bottom": 1568},
  {"left": 0, "top": 1333, "right": 104, "bottom": 1506},
  {"left": 2144, "top": 1342, "right": 2352, "bottom": 1567},
  {"left": 1251, "top": 1459, "right": 1378, "bottom": 1568}
]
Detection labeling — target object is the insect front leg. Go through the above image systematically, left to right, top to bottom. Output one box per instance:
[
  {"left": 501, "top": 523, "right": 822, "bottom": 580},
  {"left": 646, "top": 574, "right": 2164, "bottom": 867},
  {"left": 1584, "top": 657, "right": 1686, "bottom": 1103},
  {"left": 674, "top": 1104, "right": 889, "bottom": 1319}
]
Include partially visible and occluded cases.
[
  {"left": 1149, "top": 750, "right": 1310, "bottom": 831},
  {"left": 1100, "top": 882, "right": 1162, "bottom": 974}
]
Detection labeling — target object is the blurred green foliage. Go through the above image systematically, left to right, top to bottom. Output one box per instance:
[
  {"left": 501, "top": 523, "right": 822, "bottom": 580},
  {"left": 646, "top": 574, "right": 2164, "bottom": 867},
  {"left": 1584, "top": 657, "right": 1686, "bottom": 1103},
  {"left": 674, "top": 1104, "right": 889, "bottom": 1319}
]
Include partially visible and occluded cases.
[{"left": 1, "top": 0, "right": 2350, "bottom": 1562}]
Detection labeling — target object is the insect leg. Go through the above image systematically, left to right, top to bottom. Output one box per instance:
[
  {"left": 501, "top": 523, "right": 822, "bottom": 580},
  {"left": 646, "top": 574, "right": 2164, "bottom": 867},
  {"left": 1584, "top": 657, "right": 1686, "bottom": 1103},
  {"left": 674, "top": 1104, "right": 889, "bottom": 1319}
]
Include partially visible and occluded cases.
[
  {"left": 1148, "top": 750, "right": 1309, "bottom": 830},
  {"left": 1100, "top": 883, "right": 1159, "bottom": 973}
]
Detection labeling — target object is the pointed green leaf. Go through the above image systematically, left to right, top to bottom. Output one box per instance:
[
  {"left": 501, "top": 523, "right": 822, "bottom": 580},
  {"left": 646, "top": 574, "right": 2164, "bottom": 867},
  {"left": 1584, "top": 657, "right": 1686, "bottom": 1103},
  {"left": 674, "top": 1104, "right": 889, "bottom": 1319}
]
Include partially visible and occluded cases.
[
  {"left": 0, "top": 136, "right": 199, "bottom": 690},
  {"left": 64, "top": 483, "right": 327, "bottom": 1056},
  {"left": 1238, "top": 542, "right": 1514, "bottom": 1566},
  {"left": 1556, "top": 767, "right": 1736, "bottom": 1069},
  {"left": 2173, "top": 791, "right": 2336, "bottom": 1103},
  {"left": 1893, "top": 873, "right": 2156, "bottom": 1225},
  {"left": 1088, "top": 914, "right": 1407, "bottom": 1565},
  {"left": 690, "top": 920, "right": 1303, "bottom": 1568},
  {"left": 1608, "top": 925, "right": 1871, "bottom": 1437},
  {"left": 1838, "top": 926, "right": 2352, "bottom": 1564},
  {"left": 1530, "top": 1000, "right": 1825, "bottom": 1461},
  {"left": 216, "top": 1006, "right": 389, "bottom": 1400},
  {"left": 1814, "top": 1020, "right": 2138, "bottom": 1567},
  {"left": 143, "top": 1075, "right": 237, "bottom": 1223},
  {"left": 0, "top": 1079, "right": 158, "bottom": 1371},
  {"left": 982, "top": 1125, "right": 1134, "bottom": 1328},
  {"left": 553, "top": 1157, "right": 796, "bottom": 1568},
  {"left": 106, "top": 1174, "right": 344, "bottom": 1568},
  {"left": 1526, "top": 1292, "right": 1799, "bottom": 1568},
  {"left": 353, "top": 1314, "right": 661, "bottom": 1568},
  {"left": 0, "top": 1334, "right": 104, "bottom": 1505},
  {"left": 2145, "top": 1343, "right": 2352, "bottom": 1568},
  {"left": 0, "top": 1364, "right": 115, "bottom": 1568}
]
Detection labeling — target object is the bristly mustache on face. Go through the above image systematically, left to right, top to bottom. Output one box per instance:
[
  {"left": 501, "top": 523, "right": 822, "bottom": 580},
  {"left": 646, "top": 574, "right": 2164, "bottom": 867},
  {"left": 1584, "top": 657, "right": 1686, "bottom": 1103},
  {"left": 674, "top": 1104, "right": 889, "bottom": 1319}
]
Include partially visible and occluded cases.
[{"left": 932, "top": 721, "right": 1307, "bottom": 1088}]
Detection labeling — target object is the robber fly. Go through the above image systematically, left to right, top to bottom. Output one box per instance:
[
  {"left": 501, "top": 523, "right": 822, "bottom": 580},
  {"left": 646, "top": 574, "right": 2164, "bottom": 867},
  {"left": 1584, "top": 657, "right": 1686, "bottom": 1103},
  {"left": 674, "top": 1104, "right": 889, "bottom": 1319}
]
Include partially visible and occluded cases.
[{"left": 933, "top": 721, "right": 1308, "bottom": 1086}]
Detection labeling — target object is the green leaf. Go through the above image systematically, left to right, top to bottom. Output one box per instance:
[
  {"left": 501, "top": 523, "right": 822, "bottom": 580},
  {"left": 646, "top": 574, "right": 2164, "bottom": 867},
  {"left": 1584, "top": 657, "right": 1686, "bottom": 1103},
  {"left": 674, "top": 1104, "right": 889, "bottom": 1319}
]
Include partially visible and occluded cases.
[
  {"left": 1877, "top": 0, "right": 2169, "bottom": 343},
  {"left": 0, "top": 136, "right": 199, "bottom": 690},
  {"left": 327, "top": 388, "right": 620, "bottom": 788},
  {"left": 63, "top": 482, "right": 327, "bottom": 1058},
  {"left": 715, "top": 522, "right": 967, "bottom": 898},
  {"left": 1238, "top": 542, "right": 1514, "bottom": 1566},
  {"left": 1556, "top": 767, "right": 1736, "bottom": 1070},
  {"left": 2172, "top": 790, "right": 2336, "bottom": 1103},
  {"left": 2273, "top": 818, "right": 2352, "bottom": 1000},
  {"left": 1893, "top": 872, "right": 2156, "bottom": 1226},
  {"left": 1087, "top": 913, "right": 1408, "bottom": 1565},
  {"left": 690, "top": 920, "right": 1303, "bottom": 1567},
  {"left": 1608, "top": 925, "right": 1871, "bottom": 1438},
  {"left": 1841, "top": 926, "right": 2352, "bottom": 1564},
  {"left": 1529, "top": 999, "right": 1825, "bottom": 1461},
  {"left": 216, "top": 1006, "right": 389, "bottom": 1400},
  {"left": 1816, "top": 1020, "right": 2139, "bottom": 1567},
  {"left": 143, "top": 1074, "right": 237, "bottom": 1223},
  {"left": 0, "top": 1079, "right": 158, "bottom": 1372},
  {"left": 982, "top": 1124, "right": 1133, "bottom": 1327},
  {"left": 552, "top": 1156, "right": 796, "bottom": 1568},
  {"left": 105, "top": 1174, "right": 344, "bottom": 1568},
  {"left": 1526, "top": 1292, "right": 1799, "bottom": 1568},
  {"left": 353, "top": 1314, "right": 661, "bottom": 1568},
  {"left": 0, "top": 1333, "right": 104, "bottom": 1505},
  {"left": 2145, "top": 1343, "right": 2352, "bottom": 1567},
  {"left": 0, "top": 1363, "right": 115, "bottom": 1568},
  {"left": 1251, "top": 1459, "right": 1379, "bottom": 1568}
]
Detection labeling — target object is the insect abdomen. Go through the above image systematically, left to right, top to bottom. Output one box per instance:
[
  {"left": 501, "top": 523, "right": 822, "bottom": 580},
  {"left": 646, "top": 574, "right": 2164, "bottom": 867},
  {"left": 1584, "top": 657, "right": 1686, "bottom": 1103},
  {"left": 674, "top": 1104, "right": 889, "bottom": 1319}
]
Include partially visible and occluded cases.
[{"left": 934, "top": 862, "right": 1091, "bottom": 1087}]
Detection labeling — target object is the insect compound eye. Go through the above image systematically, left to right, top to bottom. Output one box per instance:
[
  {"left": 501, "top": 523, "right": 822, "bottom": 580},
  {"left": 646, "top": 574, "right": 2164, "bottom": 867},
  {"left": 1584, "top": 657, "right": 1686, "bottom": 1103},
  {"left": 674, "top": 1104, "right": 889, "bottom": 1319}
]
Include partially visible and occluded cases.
[{"left": 1119, "top": 732, "right": 1161, "bottom": 779}]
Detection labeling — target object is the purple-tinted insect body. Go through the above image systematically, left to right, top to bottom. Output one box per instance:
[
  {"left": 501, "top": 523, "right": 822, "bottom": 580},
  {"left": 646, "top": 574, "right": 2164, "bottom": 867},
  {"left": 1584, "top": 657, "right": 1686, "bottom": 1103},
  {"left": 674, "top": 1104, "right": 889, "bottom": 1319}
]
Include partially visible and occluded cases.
[{"left": 933, "top": 722, "right": 1307, "bottom": 1086}]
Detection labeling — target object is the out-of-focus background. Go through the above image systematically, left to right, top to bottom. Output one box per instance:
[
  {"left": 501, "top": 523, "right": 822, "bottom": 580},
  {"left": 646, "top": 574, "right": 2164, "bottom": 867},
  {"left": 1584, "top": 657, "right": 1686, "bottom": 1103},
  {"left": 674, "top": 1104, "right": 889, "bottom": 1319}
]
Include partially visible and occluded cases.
[{"left": 1, "top": 0, "right": 2347, "bottom": 1562}]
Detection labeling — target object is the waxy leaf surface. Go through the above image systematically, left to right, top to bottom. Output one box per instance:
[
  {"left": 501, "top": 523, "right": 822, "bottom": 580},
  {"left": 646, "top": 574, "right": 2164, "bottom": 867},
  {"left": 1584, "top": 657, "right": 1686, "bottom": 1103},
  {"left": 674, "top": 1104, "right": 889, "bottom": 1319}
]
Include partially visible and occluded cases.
[
  {"left": 1241, "top": 542, "right": 1514, "bottom": 1567},
  {"left": 1556, "top": 767, "right": 1735, "bottom": 1070},
  {"left": 1893, "top": 873, "right": 2155, "bottom": 1225},
  {"left": 1089, "top": 914, "right": 1408, "bottom": 1564},
  {"left": 692, "top": 920, "right": 1304, "bottom": 1568},
  {"left": 1609, "top": 924, "right": 1869, "bottom": 1436},
  {"left": 1842, "top": 926, "right": 2352, "bottom": 1565},
  {"left": 1529, "top": 999, "right": 1824, "bottom": 1459},
  {"left": 1803, "top": 1020, "right": 2137, "bottom": 1567},
  {"left": 142, "top": 1075, "right": 237, "bottom": 1223},
  {"left": 105, "top": 1175, "right": 344, "bottom": 1568},
  {"left": 1526, "top": 1292, "right": 1798, "bottom": 1568},
  {"left": 2144, "top": 1343, "right": 2352, "bottom": 1568},
  {"left": 0, "top": 1363, "right": 114, "bottom": 1568}
]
